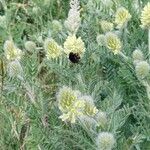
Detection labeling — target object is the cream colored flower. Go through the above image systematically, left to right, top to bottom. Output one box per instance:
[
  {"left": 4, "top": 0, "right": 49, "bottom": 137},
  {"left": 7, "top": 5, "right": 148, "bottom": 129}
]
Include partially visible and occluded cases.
[
  {"left": 64, "top": 0, "right": 81, "bottom": 34},
  {"left": 141, "top": 2, "right": 150, "bottom": 29},
  {"left": 115, "top": 7, "right": 131, "bottom": 29},
  {"left": 100, "top": 20, "right": 114, "bottom": 33},
  {"left": 105, "top": 32, "right": 122, "bottom": 54},
  {"left": 64, "top": 34, "right": 85, "bottom": 56},
  {"left": 44, "top": 38, "right": 62, "bottom": 59},
  {"left": 4, "top": 40, "right": 22, "bottom": 61},
  {"left": 135, "top": 61, "right": 150, "bottom": 79},
  {"left": 57, "top": 86, "right": 81, "bottom": 113},
  {"left": 79, "top": 95, "right": 98, "bottom": 117},
  {"left": 59, "top": 100, "right": 85, "bottom": 123}
]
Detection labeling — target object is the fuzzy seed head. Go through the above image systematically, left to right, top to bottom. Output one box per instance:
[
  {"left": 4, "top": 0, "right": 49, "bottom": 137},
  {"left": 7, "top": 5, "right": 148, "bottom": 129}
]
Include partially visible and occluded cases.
[
  {"left": 141, "top": 2, "right": 150, "bottom": 29},
  {"left": 115, "top": 7, "right": 131, "bottom": 29},
  {"left": 100, "top": 20, "right": 114, "bottom": 33},
  {"left": 105, "top": 32, "right": 122, "bottom": 54},
  {"left": 64, "top": 35, "right": 85, "bottom": 56},
  {"left": 44, "top": 38, "right": 62, "bottom": 59},
  {"left": 132, "top": 49, "right": 144, "bottom": 64},
  {"left": 135, "top": 61, "right": 150, "bottom": 79},
  {"left": 96, "top": 132, "right": 116, "bottom": 150}
]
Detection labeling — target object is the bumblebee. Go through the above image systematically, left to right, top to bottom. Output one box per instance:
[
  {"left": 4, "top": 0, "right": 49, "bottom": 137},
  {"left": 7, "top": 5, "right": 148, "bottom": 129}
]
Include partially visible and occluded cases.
[{"left": 69, "top": 52, "right": 80, "bottom": 63}]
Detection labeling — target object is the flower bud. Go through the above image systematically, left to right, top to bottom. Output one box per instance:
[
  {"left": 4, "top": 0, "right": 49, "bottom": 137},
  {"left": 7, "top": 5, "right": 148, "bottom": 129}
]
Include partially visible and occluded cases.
[
  {"left": 25, "top": 41, "right": 36, "bottom": 52},
  {"left": 7, "top": 60, "right": 23, "bottom": 78}
]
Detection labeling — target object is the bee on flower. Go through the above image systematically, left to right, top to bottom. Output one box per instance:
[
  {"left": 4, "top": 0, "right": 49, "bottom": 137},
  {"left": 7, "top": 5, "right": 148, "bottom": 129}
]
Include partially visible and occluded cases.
[
  {"left": 141, "top": 2, "right": 150, "bottom": 29},
  {"left": 115, "top": 7, "right": 131, "bottom": 29},
  {"left": 100, "top": 20, "right": 114, "bottom": 33},
  {"left": 105, "top": 32, "right": 122, "bottom": 54},
  {"left": 64, "top": 34, "right": 85, "bottom": 63},
  {"left": 44, "top": 38, "right": 62, "bottom": 59},
  {"left": 4, "top": 40, "right": 23, "bottom": 61}
]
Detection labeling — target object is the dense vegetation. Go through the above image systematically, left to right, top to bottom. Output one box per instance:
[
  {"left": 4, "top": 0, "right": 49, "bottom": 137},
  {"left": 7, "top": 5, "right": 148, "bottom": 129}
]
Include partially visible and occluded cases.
[{"left": 0, "top": 0, "right": 150, "bottom": 149}]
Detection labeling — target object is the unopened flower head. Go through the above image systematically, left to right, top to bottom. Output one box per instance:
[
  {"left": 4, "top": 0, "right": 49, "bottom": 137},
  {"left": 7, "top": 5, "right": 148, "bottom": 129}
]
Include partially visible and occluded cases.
[
  {"left": 64, "top": 0, "right": 81, "bottom": 34},
  {"left": 100, "top": 0, "right": 113, "bottom": 9},
  {"left": 141, "top": 2, "right": 150, "bottom": 29},
  {"left": 115, "top": 7, "right": 131, "bottom": 29},
  {"left": 0, "top": 15, "right": 7, "bottom": 28},
  {"left": 52, "top": 20, "right": 62, "bottom": 33},
  {"left": 100, "top": 20, "right": 114, "bottom": 33},
  {"left": 105, "top": 32, "right": 122, "bottom": 54},
  {"left": 64, "top": 34, "right": 85, "bottom": 56},
  {"left": 96, "top": 34, "right": 106, "bottom": 46},
  {"left": 44, "top": 38, "right": 62, "bottom": 59},
  {"left": 4, "top": 40, "right": 22, "bottom": 61},
  {"left": 25, "top": 41, "right": 36, "bottom": 52},
  {"left": 132, "top": 49, "right": 144, "bottom": 65},
  {"left": 7, "top": 60, "right": 23, "bottom": 78},
  {"left": 135, "top": 61, "right": 150, "bottom": 79},
  {"left": 57, "top": 86, "right": 81, "bottom": 113},
  {"left": 79, "top": 95, "right": 98, "bottom": 117},
  {"left": 59, "top": 100, "right": 85, "bottom": 123},
  {"left": 96, "top": 111, "right": 107, "bottom": 127},
  {"left": 79, "top": 115, "right": 97, "bottom": 130},
  {"left": 96, "top": 132, "right": 116, "bottom": 150}
]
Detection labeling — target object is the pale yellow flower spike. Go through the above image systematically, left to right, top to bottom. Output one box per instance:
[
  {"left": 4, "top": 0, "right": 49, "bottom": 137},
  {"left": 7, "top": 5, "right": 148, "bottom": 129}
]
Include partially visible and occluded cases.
[
  {"left": 141, "top": 2, "right": 150, "bottom": 29},
  {"left": 115, "top": 7, "right": 131, "bottom": 29},
  {"left": 100, "top": 20, "right": 114, "bottom": 33},
  {"left": 105, "top": 32, "right": 122, "bottom": 54},
  {"left": 64, "top": 34, "right": 85, "bottom": 56},
  {"left": 44, "top": 38, "right": 62, "bottom": 59},
  {"left": 4, "top": 40, "right": 22, "bottom": 61}
]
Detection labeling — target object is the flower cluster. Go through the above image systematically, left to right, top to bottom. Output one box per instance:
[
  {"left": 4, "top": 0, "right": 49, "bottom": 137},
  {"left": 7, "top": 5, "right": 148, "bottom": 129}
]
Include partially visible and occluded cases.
[
  {"left": 64, "top": 0, "right": 81, "bottom": 34},
  {"left": 141, "top": 2, "right": 150, "bottom": 29},
  {"left": 115, "top": 7, "right": 131, "bottom": 29},
  {"left": 100, "top": 20, "right": 114, "bottom": 33},
  {"left": 105, "top": 32, "right": 122, "bottom": 54},
  {"left": 64, "top": 34, "right": 85, "bottom": 56},
  {"left": 44, "top": 38, "right": 62, "bottom": 59},
  {"left": 4, "top": 40, "right": 23, "bottom": 78},
  {"left": 4, "top": 40, "right": 22, "bottom": 61},
  {"left": 132, "top": 49, "right": 150, "bottom": 79},
  {"left": 56, "top": 86, "right": 98, "bottom": 123}
]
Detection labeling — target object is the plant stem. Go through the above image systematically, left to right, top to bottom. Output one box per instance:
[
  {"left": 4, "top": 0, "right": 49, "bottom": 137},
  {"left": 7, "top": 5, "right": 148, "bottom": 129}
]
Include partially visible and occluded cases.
[{"left": 148, "top": 29, "right": 150, "bottom": 62}]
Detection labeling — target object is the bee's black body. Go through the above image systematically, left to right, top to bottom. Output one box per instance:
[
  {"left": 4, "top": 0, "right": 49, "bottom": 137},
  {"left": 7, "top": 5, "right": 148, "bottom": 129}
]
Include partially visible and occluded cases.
[{"left": 69, "top": 52, "right": 80, "bottom": 63}]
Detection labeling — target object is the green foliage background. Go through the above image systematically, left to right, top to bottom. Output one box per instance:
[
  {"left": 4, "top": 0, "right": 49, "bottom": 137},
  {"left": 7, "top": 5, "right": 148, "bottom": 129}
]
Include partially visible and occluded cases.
[{"left": 0, "top": 0, "right": 150, "bottom": 149}]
